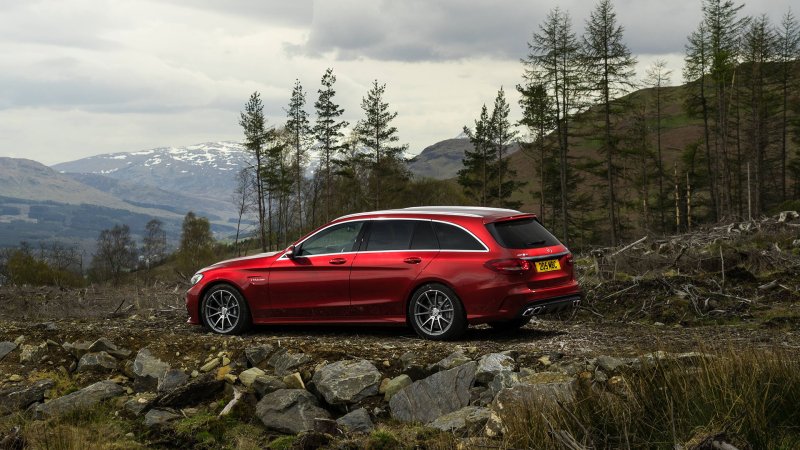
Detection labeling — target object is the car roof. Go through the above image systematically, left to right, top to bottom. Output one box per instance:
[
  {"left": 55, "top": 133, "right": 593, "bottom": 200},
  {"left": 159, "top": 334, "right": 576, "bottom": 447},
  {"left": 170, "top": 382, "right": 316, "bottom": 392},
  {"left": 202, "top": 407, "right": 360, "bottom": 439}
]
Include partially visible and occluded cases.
[{"left": 336, "top": 206, "right": 532, "bottom": 223}]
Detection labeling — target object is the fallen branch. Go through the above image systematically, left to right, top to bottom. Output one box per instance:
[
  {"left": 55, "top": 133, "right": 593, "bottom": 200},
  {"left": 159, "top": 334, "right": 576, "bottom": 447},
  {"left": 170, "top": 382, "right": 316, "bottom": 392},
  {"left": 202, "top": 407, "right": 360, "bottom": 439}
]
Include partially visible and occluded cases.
[
  {"left": 610, "top": 236, "right": 648, "bottom": 257},
  {"left": 218, "top": 388, "right": 242, "bottom": 417}
]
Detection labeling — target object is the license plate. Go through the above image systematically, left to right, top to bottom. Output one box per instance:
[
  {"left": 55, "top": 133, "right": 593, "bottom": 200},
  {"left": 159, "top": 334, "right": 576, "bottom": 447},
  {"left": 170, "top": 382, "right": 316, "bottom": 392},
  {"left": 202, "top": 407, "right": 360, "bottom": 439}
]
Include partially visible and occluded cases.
[{"left": 535, "top": 259, "right": 561, "bottom": 272}]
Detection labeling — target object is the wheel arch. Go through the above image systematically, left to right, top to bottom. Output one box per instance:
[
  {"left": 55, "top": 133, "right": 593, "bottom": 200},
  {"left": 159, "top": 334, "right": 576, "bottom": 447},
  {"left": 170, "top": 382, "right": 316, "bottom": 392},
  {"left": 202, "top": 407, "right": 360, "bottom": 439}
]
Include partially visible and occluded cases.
[
  {"left": 404, "top": 278, "right": 466, "bottom": 325},
  {"left": 197, "top": 279, "right": 249, "bottom": 327}
]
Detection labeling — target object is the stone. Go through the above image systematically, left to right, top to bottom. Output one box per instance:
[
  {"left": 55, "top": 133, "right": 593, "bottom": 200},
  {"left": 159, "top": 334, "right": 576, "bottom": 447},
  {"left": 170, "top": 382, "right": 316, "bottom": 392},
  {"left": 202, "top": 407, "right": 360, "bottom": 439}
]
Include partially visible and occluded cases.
[
  {"left": 88, "top": 338, "right": 131, "bottom": 359},
  {"left": 62, "top": 341, "right": 92, "bottom": 359},
  {"left": 0, "top": 342, "right": 17, "bottom": 362},
  {"left": 19, "top": 343, "right": 47, "bottom": 364},
  {"left": 245, "top": 344, "right": 275, "bottom": 367},
  {"left": 133, "top": 348, "right": 170, "bottom": 392},
  {"left": 268, "top": 348, "right": 312, "bottom": 376},
  {"left": 429, "top": 350, "right": 471, "bottom": 372},
  {"left": 399, "top": 351, "right": 428, "bottom": 380},
  {"left": 76, "top": 352, "right": 118, "bottom": 373},
  {"left": 475, "top": 353, "right": 515, "bottom": 384},
  {"left": 594, "top": 355, "right": 627, "bottom": 373},
  {"left": 200, "top": 358, "right": 220, "bottom": 373},
  {"left": 312, "top": 359, "right": 382, "bottom": 405},
  {"left": 390, "top": 361, "right": 477, "bottom": 424},
  {"left": 216, "top": 365, "right": 231, "bottom": 381},
  {"left": 239, "top": 367, "right": 266, "bottom": 387},
  {"left": 158, "top": 369, "right": 189, "bottom": 393},
  {"left": 487, "top": 371, "right": 519, "bottom": 396},
  {"left": 283, "top": 372, "right": 305, "bottom": 390},
  {"left": 155, "top": 373, "right": 225, "bottom": 408},
  {"left": 224, "top": 374, "right": 237, "bottom": 384},
  {"left": 8, "top": 375, "right": 22, "bottom": 383},
  {"left": 252, "top": 375, "right": 288, "bottom": 397},
  {"left": 383, "top": 375, "right": 412, "bottom": 401},
  {"left": 485, "top": 376, "right": 575, "bottom": 437},
  {"left": 378, "top": 378, "right": 390, "bottom": 394},
  {"left": 0, "top": 379, "right": 54, "bottom": 415},
  {"left": 35, "top": 381, "right": 125, "bottom": 419},
  {"left": 255, "top": 389, "right": 331, "bottom": 434},
  {"left": 123, "top": 394, "right": 157, "bottom": 417},
  {"left": 428, "top": 406, "right": 491, "bottom": 437},
  {"left": 144, "top": 408, "right": 181, "bottom": 427},
  {"left": 336, "top": 408, "right": 374, "bottom": 433}
]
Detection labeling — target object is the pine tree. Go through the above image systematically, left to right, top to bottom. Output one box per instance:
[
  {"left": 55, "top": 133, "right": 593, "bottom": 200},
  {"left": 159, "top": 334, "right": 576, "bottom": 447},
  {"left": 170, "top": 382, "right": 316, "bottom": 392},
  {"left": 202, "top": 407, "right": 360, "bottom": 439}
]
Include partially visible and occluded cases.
[
  {"left": 582, "top": 0, "right": 637, "bottom": 245},
  {"left": 777, "top": 9, "right": 800, "bottom": 201},
  {"left": 644, "top": 60, "right": 673, "bottom": 231},
  {"left": 314, "top": 68, "right": 349, "bottom": 222},
  {"left": 285, "top": 80, "right": 312, "bottom": 230},
  {"left": 356, "top": 80, "right": 409, "bottom": 209},
  {"left": 518, "top": 82, "right": 555, "bottom": 222},
  {"left": 489, "top": 87, "right": 523, "bottom": 208},
  {"left": 239, "top": 92, "right": 268, "bottom": 252},
  {"left": 458, "top": 105, "right": 495, "bottom": 206}
]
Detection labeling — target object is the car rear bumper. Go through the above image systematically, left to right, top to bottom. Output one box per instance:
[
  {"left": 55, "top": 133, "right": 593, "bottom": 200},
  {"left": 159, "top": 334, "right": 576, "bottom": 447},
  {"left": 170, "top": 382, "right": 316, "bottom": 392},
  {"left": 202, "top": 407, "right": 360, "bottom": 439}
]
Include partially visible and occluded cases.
[{"left": 516, "top": 294, "right": 582, "bottom": 318}]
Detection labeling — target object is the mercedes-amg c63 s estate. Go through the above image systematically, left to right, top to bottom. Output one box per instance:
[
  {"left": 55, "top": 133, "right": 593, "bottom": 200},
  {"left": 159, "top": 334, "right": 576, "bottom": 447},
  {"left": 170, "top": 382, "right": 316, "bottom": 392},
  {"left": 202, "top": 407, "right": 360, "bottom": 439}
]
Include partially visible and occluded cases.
[{"left": 186, "top": 206, "right": 582, "bottom": 340}]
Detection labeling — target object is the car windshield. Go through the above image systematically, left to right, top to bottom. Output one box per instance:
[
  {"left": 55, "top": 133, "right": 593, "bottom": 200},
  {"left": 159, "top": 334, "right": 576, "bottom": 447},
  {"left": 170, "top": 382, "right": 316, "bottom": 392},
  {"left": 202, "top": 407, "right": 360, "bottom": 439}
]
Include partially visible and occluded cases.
[{"left": 486, "top": 218, "right": 560, "bottom": 249}]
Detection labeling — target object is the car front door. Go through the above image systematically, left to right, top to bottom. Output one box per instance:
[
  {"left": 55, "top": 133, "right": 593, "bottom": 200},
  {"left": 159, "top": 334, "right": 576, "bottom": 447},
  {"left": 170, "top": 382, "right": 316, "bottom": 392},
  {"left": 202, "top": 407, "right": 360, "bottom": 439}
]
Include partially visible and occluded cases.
[
  {"left": 349, "top": 219, "right": 438, "bottom": 321},
  {"left": 267, "top": 220, "right": 365, "bottom": 320}
]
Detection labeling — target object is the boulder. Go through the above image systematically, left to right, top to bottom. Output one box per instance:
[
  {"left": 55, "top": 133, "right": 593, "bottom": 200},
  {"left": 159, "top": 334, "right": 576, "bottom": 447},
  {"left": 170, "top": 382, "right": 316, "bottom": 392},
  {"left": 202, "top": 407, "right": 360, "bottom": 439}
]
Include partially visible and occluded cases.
[
  {"left": 88, "top": 338, "right": 131, "bottom": 359},
  {"left": 62, "top": 341, "right": 92, "bottom": 359},
  {"left": 0, "top": 342, "right": 17, "bottom": 362},
  {"left": 19, "top": 343, "right": 47, "bottom": 364},
  {"left": 245, "top": 344, "right": 275, "bottom": 367},
  {"left": 133, "top": 348, "right": 169, "bottom": 392},
  {"left": 268, "top": 348, "right": 312, "bottom": 376},
  {"left": 428, "top": 350, "right": 471, "bottom": 372},
  {"left": 399, "top": 351, "right": 428, "bottom": 380},
  {"left": 76, "top": 352, "right": 118, "bottom": 373},
  {"left": 475, "top": 353, "right": 515, "bottom": 384},
  {"left": 594, "top": 355, "right": 627, "bottom": 373},
  {"left": 312, "top": 359, "right": 382, "bottom": 405},
  {"left": 390, "top": 361, "right": 477, "bottom": 424},
  {"left": 239, "top": 367, "right": 266, "bottom": 387},
  {"left": 158, "top": 369, "right": 189, "bottom": 393},
  {"left": 487, "top": 371, "right": 519, "bottom": 396},
  {"left": 283, "top": 372, "right": 305, "bottom": 390},
  {"left": 155, "top": 373, "right": 224, "bottom": 408},
  {"left": 485, "top": 374, "right": 575, "bottom": 437},
  {"left": 252, "top": 375, "right": 288, "bottom": 397},
  {"left": 382, "top": 375, "right": 412, "bottom": 401},
  {"left": 0, "top": 379, "right": 54, "bottom": 415},
  {"left": 35, "top": 381, "right": 124, "bottom": 419},
  {"left": 255, "top": 389, "right": 331, "bottom": 434},
  {"left": 123, "top": 393, "right": 157, "bottom": 417},
  {"left": 428, "top": 406, "right": 491, "bottom": 437},
  {"left": 144, "top": 408, "right": 181, "bottom": 428},
  {"left": 336, "top": 408, "right": 374, "bottom": 433}
]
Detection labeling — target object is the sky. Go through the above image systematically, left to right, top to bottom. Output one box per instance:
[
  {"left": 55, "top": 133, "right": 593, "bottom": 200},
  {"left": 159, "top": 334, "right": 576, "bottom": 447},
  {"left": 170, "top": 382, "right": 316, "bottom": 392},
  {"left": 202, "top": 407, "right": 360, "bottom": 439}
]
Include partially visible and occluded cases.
[{"left": 0, "top": 0, "right": 794, "bottom": 165}]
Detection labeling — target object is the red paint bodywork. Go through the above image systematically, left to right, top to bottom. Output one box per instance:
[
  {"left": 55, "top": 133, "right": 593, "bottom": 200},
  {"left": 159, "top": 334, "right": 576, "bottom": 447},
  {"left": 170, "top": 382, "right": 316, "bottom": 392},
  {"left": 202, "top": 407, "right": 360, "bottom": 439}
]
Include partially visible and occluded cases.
[{"left": 185, "top": 207, "right": 581, "bottom": 328}]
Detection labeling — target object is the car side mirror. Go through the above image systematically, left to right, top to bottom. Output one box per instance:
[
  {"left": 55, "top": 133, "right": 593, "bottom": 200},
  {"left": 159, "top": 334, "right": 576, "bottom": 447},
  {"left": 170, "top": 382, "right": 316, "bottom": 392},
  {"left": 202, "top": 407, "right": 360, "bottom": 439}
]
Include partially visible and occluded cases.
[{"left": 285, "top": 245, "right": 296, "bottom": 259}]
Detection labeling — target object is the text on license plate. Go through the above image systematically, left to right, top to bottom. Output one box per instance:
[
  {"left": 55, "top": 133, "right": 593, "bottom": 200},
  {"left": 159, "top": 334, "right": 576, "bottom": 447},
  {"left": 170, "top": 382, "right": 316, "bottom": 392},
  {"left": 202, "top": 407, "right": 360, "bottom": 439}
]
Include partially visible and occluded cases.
[{"left": 535, "top": 259, "right": 561, "bottom": 272}]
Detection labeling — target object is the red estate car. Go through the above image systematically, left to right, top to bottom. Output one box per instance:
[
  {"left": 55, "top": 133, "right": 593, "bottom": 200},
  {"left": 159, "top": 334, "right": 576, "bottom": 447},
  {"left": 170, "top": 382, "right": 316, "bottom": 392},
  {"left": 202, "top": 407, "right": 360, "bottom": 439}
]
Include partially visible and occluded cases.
[{"left": 186, "top": 206, "right": 581, "bottom": 340}]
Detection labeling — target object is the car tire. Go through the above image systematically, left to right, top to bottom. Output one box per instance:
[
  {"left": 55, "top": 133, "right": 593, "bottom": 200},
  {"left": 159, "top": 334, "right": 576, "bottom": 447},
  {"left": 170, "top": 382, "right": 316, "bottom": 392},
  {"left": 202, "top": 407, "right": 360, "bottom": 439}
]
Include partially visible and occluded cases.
[
  {"left": 408, "top": 283, "right": 467, "bottom": 340},
  {"left": 201, "top": 284, "right": 252, "bottom": 335},
  {"left": 488, "top": 316, "right": 532, "bottom": 331}
]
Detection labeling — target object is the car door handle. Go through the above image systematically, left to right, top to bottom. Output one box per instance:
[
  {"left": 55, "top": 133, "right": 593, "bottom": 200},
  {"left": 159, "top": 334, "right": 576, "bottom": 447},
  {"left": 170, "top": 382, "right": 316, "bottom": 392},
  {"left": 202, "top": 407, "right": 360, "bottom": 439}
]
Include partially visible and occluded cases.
[
  {"left": 329, "top": 257, "right": 347, "bottom": 265},
  {"left": 403, "top": 257, "right": 422, "bottom": 264}
]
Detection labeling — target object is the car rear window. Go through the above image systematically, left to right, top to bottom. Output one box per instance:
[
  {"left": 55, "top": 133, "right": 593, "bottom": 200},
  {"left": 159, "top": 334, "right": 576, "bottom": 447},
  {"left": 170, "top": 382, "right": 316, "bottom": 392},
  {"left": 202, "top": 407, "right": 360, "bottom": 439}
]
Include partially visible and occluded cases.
[
  {"left": 486, "top": 218, "right": 560, "bottom": 249},
  {"left": 433, "top": 222, "right": 486, "bottom": 251}
]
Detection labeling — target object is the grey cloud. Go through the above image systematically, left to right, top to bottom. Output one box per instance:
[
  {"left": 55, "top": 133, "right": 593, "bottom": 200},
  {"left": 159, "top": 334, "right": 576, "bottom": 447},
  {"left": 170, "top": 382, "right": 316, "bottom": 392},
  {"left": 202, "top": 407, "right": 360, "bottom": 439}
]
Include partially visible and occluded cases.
[{"left": 157, "top": 0, "right": 313, "bottom": 25}]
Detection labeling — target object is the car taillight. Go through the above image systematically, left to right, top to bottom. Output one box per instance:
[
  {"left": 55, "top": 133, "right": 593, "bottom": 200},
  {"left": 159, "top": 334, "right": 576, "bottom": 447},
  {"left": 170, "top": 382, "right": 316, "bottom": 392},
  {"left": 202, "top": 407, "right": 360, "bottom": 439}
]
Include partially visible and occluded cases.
[{"left": 486, "top": 258, "right": 531, "bottom": 274}]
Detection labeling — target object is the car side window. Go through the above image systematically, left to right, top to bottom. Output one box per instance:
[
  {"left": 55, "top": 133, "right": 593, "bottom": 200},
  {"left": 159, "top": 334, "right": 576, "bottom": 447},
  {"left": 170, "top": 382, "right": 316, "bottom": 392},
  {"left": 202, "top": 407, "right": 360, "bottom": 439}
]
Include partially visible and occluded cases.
[
  {"left": 366, "top": 220, "right": 416, "bottom": 251},
  {"left": 297, "top": 221, "right": 364, "bottom": 256},
  {"left": 410, "top": 221, "right": 438, "bottom": 250},
  {"left": 433, "top": 222, "right": 485, "bottom": 251}
]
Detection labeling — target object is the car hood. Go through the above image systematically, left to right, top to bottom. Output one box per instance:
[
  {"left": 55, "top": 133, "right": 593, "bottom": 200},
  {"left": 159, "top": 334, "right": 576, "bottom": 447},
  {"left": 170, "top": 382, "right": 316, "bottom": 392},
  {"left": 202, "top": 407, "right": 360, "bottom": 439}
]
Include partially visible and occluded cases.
[{"left": 199, "top": 251, "right": 281, "bottom": 272}]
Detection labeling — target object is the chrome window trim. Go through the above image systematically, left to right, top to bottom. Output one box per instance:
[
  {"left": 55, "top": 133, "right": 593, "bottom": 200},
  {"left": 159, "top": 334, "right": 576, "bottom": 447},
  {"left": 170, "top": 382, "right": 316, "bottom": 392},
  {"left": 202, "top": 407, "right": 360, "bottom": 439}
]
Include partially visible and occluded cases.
[{"left": 337, "top": 210, "right": 483, "bottom": 219}]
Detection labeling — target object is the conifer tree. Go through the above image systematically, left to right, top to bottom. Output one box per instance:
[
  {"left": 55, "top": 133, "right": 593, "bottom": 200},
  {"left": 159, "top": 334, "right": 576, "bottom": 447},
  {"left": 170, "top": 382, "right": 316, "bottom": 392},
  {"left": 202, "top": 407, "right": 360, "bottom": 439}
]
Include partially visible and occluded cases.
[
  {"left": 777, "top": 9, "right": 799, "bottom": 200},
  {"left": 645, "top": 60, "right": 672, "bottom": 230},
  {"left": 314, "top": 68, "right": 349, "bottom": 221},
  {"left": 285, "top": 80, "right": 312, "bottom": 230},
  {"left": 518, "top": 82, "right": 555, "bottom": 221},
  {"left": 489, "top": 87, "right": 523, "bottom": 208},
  {"left": 239, "top": 92, "right": 268, "bottom": 252},
  {"left": 458, "top": 105, "right": 494, "bottom": 206}
]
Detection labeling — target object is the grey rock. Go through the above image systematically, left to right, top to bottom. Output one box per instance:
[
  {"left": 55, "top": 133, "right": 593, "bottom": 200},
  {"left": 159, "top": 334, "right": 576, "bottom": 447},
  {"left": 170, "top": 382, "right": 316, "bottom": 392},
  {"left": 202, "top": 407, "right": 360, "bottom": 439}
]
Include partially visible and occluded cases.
[
  {"left": 35, "top": 322, "right": 58, "bottom": 331},
  {"left": 88, "top": 338, "right": 131, "bottom": 359},
  {"left": 63, "top": 341, "right": 92, "bottom": 359},
  {"left": 0, "top": 342, "right": 16, "bottom": 362},
  {"left": 19, "top": 343, "right": 47, "bottom": 364},
  {"left": 245, "top": 344, "right": 275, "bottom": 367},
  {"left": 133, "top": 348, "right": 170, "bottom": 392},
  {"left": 267, "top": 348, "right": 312, "bottom": 376},
  {"left": 428, "top": 350, "right": 471, "bottom": 373},
  {"left": 399, "top": 351, "right": 428, "bottom": 380},
  {"left": 76, "top": 352, "right": 118, "bottom": 373},
  {"left": 475, "top": 353, "right": 515, "bottom": 384},
  {"left": 594, "top": 355, "right": 627, "bottom": 373},
  {"left": 312, "top": 359, "right": 382, "bottom": 405},
  {"left": 390, "top": 361, "right": 477, "bottom": 424},
  {"left": 239, "top": 367, "right": 266, "bottom": 387},
  {"left": 158, "top": 369, "right": 189, "bottom": 393},
  {"left": 487, "top": 371, "right": 519, "bottom": 396},
  {"left": 155, "top": 373, "right": 224, "bottom": 408},
  {"left": 383, "top": 374, "right": 412, "bottom": 401},
  {"left": 252, "top": 375, "right": 288, "bottom": 398},
  {"left": 0, "top": 379, "right": 55, "bottom": 415},
  {"left": 35, "top": 381, "right": 124, "bottom": 419},
  {"left": 255, "top": 389, "right": 331, "bottom": 434},
  {"left": 123, "top": 394, "right": 157, "bottom": 417},
  {"left": 428, "top": 406, "right": 491, "bottom": 437},
  {"left": 144, "top": 408, "right": 180, "bottom": 427},
  {"left": 336, "top": 408, "right": 374, "bottom": 433}
]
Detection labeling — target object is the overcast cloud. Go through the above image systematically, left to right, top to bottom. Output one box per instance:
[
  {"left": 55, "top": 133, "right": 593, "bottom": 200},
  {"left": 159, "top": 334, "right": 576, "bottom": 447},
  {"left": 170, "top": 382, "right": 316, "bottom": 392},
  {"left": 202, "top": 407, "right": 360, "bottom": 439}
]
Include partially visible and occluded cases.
[{"left": 0, "top": 0, "right": 794, "bottom": 165}]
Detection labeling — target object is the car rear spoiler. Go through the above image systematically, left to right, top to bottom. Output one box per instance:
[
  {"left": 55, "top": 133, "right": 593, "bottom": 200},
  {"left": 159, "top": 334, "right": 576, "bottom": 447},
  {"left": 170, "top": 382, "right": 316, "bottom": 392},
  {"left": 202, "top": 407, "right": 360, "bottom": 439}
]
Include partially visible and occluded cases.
[{"left": 485, "top": 213, "right": 538, "bottom": 224}]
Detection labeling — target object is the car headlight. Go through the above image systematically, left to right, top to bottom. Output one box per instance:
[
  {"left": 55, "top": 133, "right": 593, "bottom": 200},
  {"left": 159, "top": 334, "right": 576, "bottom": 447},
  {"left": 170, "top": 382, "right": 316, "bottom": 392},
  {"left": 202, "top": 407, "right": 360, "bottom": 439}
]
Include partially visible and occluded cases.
[{"left": 190, "top": 273, "right": 204, "bottom": 286}]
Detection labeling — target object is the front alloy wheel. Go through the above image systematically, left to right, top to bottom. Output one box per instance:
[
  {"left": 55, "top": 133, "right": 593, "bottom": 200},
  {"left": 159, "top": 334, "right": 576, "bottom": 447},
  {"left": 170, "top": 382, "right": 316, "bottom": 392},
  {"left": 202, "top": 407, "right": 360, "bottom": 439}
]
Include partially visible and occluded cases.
[
  {"left": 409, "top": 283, "right": 466, "bottom": 340},
  {"left": 202, "top": 284, "right": 251, "bottom": 335}
]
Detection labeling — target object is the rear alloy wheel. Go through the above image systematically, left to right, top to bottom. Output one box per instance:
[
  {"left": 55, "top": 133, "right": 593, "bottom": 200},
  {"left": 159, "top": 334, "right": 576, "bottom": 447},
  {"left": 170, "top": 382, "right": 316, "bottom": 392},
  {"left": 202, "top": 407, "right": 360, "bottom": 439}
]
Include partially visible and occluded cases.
[
  {"left": 409, "top": 283, "right": 467, "bottom": 340},
  {"left": 202, "top": 284, "right": 251, "bottom": 335}
]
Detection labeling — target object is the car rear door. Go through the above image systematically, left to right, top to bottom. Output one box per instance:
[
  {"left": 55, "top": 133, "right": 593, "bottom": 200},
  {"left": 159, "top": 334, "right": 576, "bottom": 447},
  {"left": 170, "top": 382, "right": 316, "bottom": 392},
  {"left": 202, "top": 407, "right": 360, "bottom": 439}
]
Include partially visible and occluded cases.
[{"left": 349, "top": 219, "right": 438, "bottom": 321}]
